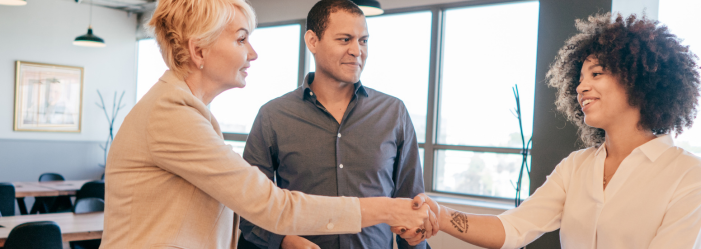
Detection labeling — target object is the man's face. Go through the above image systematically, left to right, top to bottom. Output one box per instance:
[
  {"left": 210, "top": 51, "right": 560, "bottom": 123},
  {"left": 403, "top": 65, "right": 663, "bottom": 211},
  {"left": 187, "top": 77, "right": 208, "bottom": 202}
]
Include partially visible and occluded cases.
[{"left": 310, "top": 11, "right": 368, "bottom": 84}]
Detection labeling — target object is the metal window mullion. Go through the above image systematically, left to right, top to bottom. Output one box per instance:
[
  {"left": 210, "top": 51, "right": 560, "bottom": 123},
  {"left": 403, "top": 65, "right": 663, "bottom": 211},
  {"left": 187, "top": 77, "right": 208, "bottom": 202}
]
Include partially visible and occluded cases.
[
  {"left": 423, "top": 7, "right": 443, "bottom": 193},
  {"left": 222, "top": 133, "right": 248, "bottom": 142},
  {"left": 433, "top": 144, "right": 528, "bottom": 155}
]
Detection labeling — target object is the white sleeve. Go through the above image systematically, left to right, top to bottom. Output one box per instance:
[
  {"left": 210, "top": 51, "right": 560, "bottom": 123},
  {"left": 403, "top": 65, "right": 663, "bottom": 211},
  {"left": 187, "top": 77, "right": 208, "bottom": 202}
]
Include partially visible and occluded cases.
[
  {"left": 497, "top": 153, "right": 577, "bottom": 249},
  {"left": 648, "top": 161, "right": 701, "bottom": 249}
]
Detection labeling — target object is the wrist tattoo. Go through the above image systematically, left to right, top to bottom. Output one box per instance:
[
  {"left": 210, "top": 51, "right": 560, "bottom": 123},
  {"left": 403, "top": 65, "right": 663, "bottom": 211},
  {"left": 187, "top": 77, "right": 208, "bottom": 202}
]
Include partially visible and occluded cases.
[{"left": 450, "top": 211, "right": 469, "bottom": 233}]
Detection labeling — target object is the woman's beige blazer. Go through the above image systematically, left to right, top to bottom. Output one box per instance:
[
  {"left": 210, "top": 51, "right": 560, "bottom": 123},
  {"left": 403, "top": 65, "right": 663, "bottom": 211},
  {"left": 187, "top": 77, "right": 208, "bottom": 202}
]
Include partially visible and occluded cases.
[{"left": 100, "top": 71, "right": 361, "bottom": 249}]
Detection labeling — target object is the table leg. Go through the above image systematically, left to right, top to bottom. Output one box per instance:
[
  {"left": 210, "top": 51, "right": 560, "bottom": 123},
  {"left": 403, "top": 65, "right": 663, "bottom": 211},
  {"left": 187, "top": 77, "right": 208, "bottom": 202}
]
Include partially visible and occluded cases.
[{"left": 16, "top": 197, "right": 28, "bottom": 215}]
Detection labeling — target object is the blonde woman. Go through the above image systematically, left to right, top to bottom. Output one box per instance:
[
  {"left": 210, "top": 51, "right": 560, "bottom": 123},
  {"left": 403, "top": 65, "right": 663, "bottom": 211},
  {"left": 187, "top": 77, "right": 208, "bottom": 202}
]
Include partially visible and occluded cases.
[{"left": 100, "top": 0, "right": 435, "bottom": 248}]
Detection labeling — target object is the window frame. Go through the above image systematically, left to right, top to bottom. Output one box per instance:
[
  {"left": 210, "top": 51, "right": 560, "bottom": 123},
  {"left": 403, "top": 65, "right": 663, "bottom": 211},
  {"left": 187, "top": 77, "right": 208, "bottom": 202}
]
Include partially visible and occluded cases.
[{"left": 219, "top": 0, "right": 536, "bottom": 202}]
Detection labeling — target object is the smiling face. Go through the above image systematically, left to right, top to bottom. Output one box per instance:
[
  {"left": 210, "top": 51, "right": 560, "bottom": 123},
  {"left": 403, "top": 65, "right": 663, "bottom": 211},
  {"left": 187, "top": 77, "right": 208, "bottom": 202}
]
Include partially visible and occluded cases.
[
  {"left": 201, "top": 9, "right": 258, "bottom": 89},
  {"left": 307, "top": 10, "right": 368, "bottom": 84},
  {"left": 577, "top": 55, "right": 640, "bottom": 130}
]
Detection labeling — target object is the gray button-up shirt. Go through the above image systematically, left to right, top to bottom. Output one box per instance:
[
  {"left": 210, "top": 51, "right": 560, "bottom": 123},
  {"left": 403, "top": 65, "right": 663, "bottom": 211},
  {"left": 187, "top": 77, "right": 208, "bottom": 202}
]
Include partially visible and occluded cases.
[{"left": 239, "top": 73, "right": 427, "bottom": 249}]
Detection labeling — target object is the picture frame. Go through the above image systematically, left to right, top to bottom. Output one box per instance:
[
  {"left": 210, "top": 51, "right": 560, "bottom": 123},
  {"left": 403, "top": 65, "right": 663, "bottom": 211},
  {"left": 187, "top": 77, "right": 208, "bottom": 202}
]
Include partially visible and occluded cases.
[{"left": 14, "top": 61, "right": 84, "bottom": 132}]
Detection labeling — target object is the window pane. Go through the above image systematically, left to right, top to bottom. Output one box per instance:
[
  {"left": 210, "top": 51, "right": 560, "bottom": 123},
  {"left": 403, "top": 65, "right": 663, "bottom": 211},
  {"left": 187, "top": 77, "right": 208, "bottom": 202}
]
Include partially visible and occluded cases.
[
  {"left": 659, "top": 0, "right": 701, "bottom": 154},
  {"left": 437, "top": 2, "right": 539, "bottom": 147},
  {"left": 307, "top": 12, "right": 432, "bottom": 143},
  {"left": 210, "top": 24, "right": 301, "bottom": 133},
  {"left": 136, "top": 39, "right": 169, "bottom": 101},
  {"left": 419, "top": 147, "right": 425, "bottom": 172},
  {"left": 435, "top": 150, "right": 530, "bottom": 199}
]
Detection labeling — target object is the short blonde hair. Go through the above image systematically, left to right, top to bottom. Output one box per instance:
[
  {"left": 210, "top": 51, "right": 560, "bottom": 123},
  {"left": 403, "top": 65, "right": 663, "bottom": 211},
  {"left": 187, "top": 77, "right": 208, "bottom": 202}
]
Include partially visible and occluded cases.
[{"left": 148, "top": 0, "right": 256, "bottom": 79}]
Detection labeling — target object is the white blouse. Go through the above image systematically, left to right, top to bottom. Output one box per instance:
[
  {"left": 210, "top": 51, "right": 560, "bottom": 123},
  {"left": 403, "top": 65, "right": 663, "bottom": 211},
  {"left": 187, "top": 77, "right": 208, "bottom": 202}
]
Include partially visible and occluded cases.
[{"left": 498, "top": 135, "right": 701, "bottom": 249}]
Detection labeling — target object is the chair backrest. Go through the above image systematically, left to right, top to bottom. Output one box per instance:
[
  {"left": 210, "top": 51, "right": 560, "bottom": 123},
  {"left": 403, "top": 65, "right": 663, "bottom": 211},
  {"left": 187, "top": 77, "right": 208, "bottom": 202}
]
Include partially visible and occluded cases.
[
  {"left": 38, "top": 173, "right": 65, "bottom": 182},
  {"left": 76, "top": 180, "right": 105, "bottom": 200},
  {"left": 0, "top": 182, "right": 15, "bottom": 216},
  {"left": 73, "top": 197, "right": 104, "bottom": 214},
  {"left": 3, "top": 221, "right": 63, "bottom": 249}
]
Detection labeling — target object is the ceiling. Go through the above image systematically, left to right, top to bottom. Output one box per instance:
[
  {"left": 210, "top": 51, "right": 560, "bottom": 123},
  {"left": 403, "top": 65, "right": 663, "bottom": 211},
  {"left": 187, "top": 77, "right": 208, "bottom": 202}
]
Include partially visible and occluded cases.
[{"left": 82, "top": 0, "right": 156, "bottom": 14}]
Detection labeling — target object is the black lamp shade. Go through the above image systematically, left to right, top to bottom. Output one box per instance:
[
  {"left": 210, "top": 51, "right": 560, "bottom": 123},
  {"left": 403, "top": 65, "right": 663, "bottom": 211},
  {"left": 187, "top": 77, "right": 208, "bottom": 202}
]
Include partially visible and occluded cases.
[
  {"left": 353, "top": 0, "right": 383, "bottom": 16},
  {"left": 74, "top": 27, "right": 106, "bottom": 47}
]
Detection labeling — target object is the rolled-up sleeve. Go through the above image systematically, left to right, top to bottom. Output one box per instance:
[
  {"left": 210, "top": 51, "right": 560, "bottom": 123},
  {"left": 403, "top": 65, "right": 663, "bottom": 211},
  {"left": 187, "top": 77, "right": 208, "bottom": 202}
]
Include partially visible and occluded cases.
[
  {"left": 145, "top": 92, "right": 362, "bottom": 236},
  {"left": 497, "top": 156, "right": 570, "bottom": 249}
]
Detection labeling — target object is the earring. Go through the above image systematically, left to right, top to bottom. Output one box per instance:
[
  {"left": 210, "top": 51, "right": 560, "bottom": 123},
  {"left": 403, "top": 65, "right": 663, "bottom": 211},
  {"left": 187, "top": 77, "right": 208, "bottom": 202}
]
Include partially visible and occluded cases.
[{"left": 199, "top": 64, "right": 204, "bottom": 69}]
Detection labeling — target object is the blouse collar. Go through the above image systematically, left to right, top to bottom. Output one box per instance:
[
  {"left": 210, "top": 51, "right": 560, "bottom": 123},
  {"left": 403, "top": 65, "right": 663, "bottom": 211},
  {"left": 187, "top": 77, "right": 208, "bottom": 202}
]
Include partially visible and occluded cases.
[{"left": 595, "top": 134, "right": 675, "bottom": 162}]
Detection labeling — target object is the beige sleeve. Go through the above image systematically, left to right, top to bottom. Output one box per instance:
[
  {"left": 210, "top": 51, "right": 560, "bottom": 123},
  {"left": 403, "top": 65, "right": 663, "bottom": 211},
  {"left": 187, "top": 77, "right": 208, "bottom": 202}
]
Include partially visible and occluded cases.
[{"left": 145, "top": 92, "right": 362, "bottom": 236}]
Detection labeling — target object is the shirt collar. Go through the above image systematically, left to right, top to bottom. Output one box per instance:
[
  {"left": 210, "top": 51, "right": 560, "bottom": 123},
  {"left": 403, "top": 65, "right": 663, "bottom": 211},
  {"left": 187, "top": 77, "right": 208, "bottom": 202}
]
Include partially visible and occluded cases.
[
  {"left": 301, "top": 72, "right": 369, "bottom": 99},
  {"left": 595, "top": 134, "right": 675, "bottom": 162},
  {"left": 638, "top": 134, "right": 675, "bottom": 162}
]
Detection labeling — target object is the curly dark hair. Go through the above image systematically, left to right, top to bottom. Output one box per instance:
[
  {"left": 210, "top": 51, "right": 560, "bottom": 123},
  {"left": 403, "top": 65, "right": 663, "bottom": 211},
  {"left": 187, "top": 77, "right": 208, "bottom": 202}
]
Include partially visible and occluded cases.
[
  {"left": 306, "top": 0, "right": 364, "bottom": 40},
  {"left": 547, "top": 13, "right": 700, "bottom": 147}
]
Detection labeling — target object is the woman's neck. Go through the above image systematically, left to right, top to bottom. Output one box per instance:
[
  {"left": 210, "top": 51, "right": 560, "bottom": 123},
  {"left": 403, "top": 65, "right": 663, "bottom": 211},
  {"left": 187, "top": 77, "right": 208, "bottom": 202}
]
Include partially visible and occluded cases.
[
  {"left": 183, "top": 70, "right": 225, "bottom": 106},
  {"left": 603, "top": 125, "right": 657, "bottom": 159}
]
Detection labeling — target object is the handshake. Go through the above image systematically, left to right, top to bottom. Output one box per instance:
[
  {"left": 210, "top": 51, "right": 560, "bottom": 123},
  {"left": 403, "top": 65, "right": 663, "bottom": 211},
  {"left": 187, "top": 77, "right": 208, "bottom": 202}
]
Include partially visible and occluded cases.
[{"left": 387, "top": 193, "right": 442, "bottom": 246}]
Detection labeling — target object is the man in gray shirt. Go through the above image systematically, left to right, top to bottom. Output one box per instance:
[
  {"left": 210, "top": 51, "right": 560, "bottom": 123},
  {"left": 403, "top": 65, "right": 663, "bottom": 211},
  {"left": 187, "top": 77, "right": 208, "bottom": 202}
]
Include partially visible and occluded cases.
[{"left": 239, "top": 1, "right": 428, "bottom": 248}]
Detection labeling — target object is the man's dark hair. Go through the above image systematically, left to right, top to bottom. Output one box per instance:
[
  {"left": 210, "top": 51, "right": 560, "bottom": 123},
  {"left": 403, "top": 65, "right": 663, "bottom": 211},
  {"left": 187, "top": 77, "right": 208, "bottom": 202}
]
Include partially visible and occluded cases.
[
  {"left": 306, "top": 0, "right": 364, "bottom": 39},
  {"left": 548, "top": 13, "right": 700, "bottom": 147}
]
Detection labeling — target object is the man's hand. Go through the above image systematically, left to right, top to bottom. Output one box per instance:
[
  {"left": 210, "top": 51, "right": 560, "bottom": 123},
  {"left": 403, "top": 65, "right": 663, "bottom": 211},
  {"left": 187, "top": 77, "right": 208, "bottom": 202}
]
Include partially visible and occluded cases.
[
  {"left": 391, "top": 194, "right": 441, "bottom": 245},
  {"left": 281, "top": 235, "right": 320, "bottom": 249}
]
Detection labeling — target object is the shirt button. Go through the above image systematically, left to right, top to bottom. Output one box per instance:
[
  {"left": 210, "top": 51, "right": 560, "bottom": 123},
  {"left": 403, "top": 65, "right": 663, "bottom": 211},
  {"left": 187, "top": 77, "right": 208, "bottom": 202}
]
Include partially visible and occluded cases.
[
  {"left": 309, "top": 91, "right": 314, "bottom": 96},
  {"left": 337, "top": 133, "right": 342, "bottom": 138},
  {"left": 339, "top": 164, "right": 344, "bottom": 169},
  {"left": 327, "top": 223, "right": 334, "bottom": 230}
]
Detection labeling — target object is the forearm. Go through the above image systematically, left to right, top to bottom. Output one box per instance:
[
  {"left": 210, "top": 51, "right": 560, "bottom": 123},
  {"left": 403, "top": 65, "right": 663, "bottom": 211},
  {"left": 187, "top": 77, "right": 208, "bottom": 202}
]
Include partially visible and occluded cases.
[
  {"left": 359, "top": 197, "right": 393, "bottom": 227},
  {"left": 439, "top": 206, "right": 505, "bottom": 249}
]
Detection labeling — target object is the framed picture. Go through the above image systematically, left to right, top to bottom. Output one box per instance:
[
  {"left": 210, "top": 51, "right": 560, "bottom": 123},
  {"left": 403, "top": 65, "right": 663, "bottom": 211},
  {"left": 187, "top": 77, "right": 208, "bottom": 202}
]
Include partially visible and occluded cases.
[{"left": 14, "top": 61, "right": 84, "bottom": 132}]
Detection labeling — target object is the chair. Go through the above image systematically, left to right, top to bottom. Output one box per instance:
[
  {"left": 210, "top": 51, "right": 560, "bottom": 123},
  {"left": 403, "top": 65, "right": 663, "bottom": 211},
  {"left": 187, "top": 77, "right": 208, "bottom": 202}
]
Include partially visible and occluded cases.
[
  {"left": 31, "top": 173, "right": 73, "bottom": 214},
  {"left": 38, "top": 173, "right": 65, "bottom": 182},
  {"left": 75, "top": 181, "right": 105, "bottom": 201},
  {"left": 0, "top": 182, "right": 15, "bottom": 216},
  {"left": 72, "top": 197, "right": 104, "bottom": 214},
  {"left": 69, "top": 198, "right": 104, "bottom": 249},
  {"left": 3, "top": 221, "right": 63, "bottom": 249}
]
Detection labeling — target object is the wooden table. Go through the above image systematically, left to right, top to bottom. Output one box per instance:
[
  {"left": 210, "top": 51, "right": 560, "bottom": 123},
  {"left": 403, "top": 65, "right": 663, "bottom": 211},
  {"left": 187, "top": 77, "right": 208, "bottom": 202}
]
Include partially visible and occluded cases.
[
  {"left": 13, "top": 180, "right": 92, "bottom": 215},
  {"left": 0, "top": 212, "right": 104, "bottom": 247}
]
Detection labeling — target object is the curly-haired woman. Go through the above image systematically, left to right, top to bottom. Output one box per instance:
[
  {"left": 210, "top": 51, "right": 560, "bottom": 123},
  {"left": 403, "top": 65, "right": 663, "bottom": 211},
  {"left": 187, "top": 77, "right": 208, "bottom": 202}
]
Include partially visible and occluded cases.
[{"left": 395, "top": 13, "right": 701, "bottom": 248}]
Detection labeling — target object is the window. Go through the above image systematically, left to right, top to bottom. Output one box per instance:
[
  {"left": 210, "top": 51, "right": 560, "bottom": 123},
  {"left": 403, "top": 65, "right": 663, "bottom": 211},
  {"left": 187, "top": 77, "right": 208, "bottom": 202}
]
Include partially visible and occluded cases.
[
  {"left": 659, "top": 0, "right": 701, "bottom": 154},
  {"left": 135, "top": 1, "right": 542, "bottom": 201},
  {"left": 433, "top": 1, "right": 539, "bottom": 199},
  {"left": 306, "top": 12, "right": 433, "bottom": 143},
  {"left": 210, "top": 24, "right": 302, "bottom": 134}
]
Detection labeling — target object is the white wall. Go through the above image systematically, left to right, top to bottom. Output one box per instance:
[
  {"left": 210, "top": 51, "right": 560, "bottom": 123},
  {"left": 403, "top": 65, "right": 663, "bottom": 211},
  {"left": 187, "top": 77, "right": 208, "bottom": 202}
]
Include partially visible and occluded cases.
[
  {"left": 0, "top": 0, "right": 137, "bottom": 142},
  {"left": 0, "top": 0, "right": 137, "bottom": 182},
  {"left": 612, "top": 0, "right": 659, "bottom": 20}
]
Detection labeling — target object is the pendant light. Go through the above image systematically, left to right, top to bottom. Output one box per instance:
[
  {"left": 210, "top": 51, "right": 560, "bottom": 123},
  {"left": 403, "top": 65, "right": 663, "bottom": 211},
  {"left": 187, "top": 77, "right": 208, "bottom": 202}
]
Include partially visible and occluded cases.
[
  {"left": 0, "top": 0, "right": 27, "bottom": 6},
  {"left": 74, "top": 0, "right": 106, "bottom": 47},
  {"left": 353, "top": 0, "right": 384, "bottom": 16}
]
